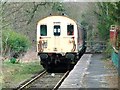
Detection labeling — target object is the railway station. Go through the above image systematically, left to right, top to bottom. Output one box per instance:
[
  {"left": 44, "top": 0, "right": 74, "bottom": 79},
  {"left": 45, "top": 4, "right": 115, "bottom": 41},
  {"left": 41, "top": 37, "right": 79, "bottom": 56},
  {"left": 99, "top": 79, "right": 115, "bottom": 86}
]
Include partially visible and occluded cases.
[{"left": 1, "top": 1, "right": 120, "bottom": 90}]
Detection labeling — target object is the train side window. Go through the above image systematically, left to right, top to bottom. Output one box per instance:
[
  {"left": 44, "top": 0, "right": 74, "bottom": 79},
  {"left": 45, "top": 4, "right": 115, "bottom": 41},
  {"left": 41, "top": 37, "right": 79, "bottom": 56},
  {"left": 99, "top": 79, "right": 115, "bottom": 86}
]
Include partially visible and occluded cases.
[
  {"left": 40, "top": 25, "right": 47, "bottom": 36},
  {"left": 54, "top": 25, "right": 60, "bottom": 36},
  {"left": 67, "top": 25, "right": 74, "bottom": 35}
]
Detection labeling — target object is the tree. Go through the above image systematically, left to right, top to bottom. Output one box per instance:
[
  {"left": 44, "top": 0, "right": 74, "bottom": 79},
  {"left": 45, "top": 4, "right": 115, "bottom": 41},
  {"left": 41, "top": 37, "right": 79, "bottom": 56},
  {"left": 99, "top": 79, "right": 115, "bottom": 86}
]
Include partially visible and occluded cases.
[
  {"left": 51, "top": 2, "right": 65, "bottom": 15},
  {"left": 94, "top": 2, "right": 120, "bottom": 40},
  {"left": 2, "top": 29, "right": 31, "bottom": 58}
]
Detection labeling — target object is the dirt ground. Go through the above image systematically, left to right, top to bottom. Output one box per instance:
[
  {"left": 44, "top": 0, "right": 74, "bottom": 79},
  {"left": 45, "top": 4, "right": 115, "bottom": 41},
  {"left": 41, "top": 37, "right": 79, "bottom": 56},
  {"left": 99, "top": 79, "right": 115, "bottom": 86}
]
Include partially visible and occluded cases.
[
  {"left": 1, "top": 50, "right": 39, "bottom": 63},
  {"left": 20, "top": 50, "right": 39, "bottom": 63}
]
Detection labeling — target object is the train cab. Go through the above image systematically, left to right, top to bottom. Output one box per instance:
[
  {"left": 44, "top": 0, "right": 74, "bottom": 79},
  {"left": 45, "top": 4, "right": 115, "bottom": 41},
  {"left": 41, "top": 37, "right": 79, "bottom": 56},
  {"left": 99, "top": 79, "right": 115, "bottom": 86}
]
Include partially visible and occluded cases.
[{"left": 37, "top": 15, "right": 86, "bottom": 71}]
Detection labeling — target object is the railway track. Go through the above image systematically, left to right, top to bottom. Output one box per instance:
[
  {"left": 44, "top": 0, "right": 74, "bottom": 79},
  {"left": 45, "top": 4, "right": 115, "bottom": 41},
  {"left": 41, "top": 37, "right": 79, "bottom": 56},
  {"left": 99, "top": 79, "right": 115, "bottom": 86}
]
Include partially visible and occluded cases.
[
  {"left": 15, "top": 70, "right": 69, "bottom": 90},
  {"left": 15, "top": 70, "right": 47, "bottom": 90},
  {"left": 53, "top": 71, "right": 69, "bottom": 90}
]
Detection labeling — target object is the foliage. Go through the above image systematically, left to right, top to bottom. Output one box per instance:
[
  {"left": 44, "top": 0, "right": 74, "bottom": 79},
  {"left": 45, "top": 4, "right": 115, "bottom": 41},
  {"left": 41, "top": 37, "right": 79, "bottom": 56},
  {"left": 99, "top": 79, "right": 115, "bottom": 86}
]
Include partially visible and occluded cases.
[
  {"left": 26, "top": 2, "right": 48, "bottom": 24},
  {"left": 52, "top": 2, "right": 65, "bottom": 14},
  {"left": 94, "top": 2, "right": 120, "bottom": 40},
  {"left": 94, "top": 2, "right": 120, "bottom": 57},
  {"left": 81, "top": 18, "right": 94, "bottom": 41},
  {"left": 2, "top": 29, "right": 31, "bottom": 58},
  {"left": 103, "top": 40, "right": 113, "bottom": 58},
  {"left": 10, "top": 57, "right": 16, "bottom": 64}
]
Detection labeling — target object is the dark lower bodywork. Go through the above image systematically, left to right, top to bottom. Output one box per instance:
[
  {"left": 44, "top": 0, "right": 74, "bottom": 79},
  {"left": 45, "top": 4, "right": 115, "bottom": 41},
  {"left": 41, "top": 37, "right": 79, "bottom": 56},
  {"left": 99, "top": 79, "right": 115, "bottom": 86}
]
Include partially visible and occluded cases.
[{"left": 38, "top": 46, "right": 86, "bottom": 72}]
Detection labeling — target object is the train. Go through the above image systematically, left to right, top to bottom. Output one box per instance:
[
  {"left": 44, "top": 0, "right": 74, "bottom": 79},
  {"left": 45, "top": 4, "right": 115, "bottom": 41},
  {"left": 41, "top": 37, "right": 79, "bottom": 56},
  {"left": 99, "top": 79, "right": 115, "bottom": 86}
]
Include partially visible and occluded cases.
[{"left": 37, "top": 14, "right": 86, "bottom": 71}]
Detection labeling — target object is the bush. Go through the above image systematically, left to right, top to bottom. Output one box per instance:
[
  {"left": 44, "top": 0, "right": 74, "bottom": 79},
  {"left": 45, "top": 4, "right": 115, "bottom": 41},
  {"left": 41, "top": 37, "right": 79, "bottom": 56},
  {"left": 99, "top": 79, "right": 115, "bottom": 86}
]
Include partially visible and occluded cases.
[
  {"left": 2, "top": 29, "right": 31, "bottom": 58},
  {"left": 103, "top": 40, "right": 113, "bottom": 58},
  {"left": 10, "top": 57, "right": 16, "bottom": 64}
]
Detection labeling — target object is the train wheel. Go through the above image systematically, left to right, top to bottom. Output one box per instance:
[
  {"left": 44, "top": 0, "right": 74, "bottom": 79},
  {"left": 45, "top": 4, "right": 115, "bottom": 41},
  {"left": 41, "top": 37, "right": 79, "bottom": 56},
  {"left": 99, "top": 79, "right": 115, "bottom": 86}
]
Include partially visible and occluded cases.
[{"left": 67, "top": 60, "right": 71, "bottom": 70}]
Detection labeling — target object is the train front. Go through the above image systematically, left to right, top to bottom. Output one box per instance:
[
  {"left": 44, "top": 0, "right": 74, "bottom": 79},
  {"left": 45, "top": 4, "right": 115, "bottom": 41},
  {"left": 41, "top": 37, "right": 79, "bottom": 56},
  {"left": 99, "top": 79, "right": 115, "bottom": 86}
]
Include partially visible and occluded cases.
[{"left": 37, "top": 15, "right": 84, "bottom": 71}]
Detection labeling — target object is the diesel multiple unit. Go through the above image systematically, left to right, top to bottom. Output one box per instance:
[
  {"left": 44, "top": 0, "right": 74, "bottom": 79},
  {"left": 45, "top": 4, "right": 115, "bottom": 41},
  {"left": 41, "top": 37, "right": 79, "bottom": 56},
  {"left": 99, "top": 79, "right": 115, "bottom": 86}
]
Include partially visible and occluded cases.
[{"left": 37, "top": 15, "right": 86, "bottom": 71}]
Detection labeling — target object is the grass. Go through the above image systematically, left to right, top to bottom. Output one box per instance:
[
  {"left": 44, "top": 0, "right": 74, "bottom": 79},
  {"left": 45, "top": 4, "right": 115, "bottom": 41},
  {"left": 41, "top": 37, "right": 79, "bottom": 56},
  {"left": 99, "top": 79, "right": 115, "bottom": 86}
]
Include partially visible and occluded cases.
[{"left": 1, "top": 60, "right": 43, "bottom": 88}]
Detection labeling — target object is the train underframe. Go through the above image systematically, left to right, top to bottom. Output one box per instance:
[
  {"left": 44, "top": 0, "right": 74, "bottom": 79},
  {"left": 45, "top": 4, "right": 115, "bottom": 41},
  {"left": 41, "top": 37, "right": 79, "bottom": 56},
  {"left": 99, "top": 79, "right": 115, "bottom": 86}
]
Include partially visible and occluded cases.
[{"left": 38, "top": 47, "right": 86, "bottom": 72}]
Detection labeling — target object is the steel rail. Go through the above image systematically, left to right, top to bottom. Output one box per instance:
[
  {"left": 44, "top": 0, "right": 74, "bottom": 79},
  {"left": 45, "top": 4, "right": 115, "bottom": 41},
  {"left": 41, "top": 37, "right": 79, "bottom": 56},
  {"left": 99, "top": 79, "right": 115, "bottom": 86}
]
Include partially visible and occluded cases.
[
  {"left": 16, "top": 70, "right": 47, "bottom": 90},
  {"left": 52, "top": 71, "right": 70, "bottom": 90}
]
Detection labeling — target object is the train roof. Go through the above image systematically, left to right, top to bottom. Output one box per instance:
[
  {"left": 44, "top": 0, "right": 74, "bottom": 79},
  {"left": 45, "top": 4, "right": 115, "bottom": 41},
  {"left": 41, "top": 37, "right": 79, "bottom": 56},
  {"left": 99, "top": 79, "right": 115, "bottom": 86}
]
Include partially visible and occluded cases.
[{"left": 37, "top": 15, "right": 77, "bottom": 25}]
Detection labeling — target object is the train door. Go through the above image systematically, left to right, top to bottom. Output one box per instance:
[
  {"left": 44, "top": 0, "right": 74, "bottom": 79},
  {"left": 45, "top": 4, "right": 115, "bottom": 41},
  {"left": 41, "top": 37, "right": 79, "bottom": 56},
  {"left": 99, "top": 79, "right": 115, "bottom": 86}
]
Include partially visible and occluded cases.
[{"left": 53, "top": 25, "right": 61, "bottom": 52}]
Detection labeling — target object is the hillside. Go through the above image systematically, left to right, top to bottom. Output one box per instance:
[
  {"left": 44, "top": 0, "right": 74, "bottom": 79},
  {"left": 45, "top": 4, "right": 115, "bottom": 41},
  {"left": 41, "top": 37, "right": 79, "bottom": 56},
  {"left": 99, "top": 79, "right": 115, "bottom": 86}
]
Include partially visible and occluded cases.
[
  {"left": 1, "top": 2, "right": 98, "bottom": 60},
  {"left": 2, "top": 2, "right": 97, "bottom": 44}
]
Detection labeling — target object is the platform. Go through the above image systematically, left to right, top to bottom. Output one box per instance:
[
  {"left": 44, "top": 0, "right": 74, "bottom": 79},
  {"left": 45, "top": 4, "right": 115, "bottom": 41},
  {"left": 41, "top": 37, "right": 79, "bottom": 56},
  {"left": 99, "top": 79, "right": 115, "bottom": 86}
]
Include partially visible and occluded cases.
[
  {"left": 59, "top": 54, "right": 118, "bottom": 89},
  {"left": 59, "top": 54, "right": 92, "bottom": 88}
]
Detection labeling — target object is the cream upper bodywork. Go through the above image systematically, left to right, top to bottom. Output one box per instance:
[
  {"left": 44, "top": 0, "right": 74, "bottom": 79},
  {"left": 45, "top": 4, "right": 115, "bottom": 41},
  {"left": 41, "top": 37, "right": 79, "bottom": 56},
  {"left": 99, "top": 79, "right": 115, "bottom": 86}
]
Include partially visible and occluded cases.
[{"left": 37, "top": 15, "right": 83, "bottom": 54}]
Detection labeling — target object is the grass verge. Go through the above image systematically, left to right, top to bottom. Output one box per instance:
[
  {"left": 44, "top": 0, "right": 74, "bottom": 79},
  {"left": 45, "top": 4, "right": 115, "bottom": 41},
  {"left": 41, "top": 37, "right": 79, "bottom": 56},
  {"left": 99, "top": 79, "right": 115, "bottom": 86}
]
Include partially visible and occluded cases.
[{"left": 1, "top": 60, "right": 43, "bottom": 88}]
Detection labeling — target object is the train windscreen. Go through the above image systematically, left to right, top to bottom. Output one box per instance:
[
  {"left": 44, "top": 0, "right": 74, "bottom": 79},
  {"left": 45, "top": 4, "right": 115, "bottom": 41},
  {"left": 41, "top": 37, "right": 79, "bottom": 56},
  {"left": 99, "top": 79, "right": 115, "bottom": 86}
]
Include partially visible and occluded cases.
[
  {"left": 67, "top": 24, "right": 74, "bottom": 35},
  {"left": 40, "top": 25, "right": 47, "bottom": 36}
]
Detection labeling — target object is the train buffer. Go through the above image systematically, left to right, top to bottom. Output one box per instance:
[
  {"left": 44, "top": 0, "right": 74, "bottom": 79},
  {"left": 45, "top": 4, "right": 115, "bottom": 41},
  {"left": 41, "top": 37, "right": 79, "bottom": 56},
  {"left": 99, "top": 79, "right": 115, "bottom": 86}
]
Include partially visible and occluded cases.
[{"left": 59, "top": 54, "right": 118, "bottom": 89}]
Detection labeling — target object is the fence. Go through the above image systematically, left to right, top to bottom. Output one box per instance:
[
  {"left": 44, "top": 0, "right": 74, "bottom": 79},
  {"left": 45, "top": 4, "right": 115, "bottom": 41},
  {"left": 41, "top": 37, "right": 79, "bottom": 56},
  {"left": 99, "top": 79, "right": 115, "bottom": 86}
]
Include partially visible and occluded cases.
[{"left": 85, "top": 41, "right": 106, "bottom": 53}]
